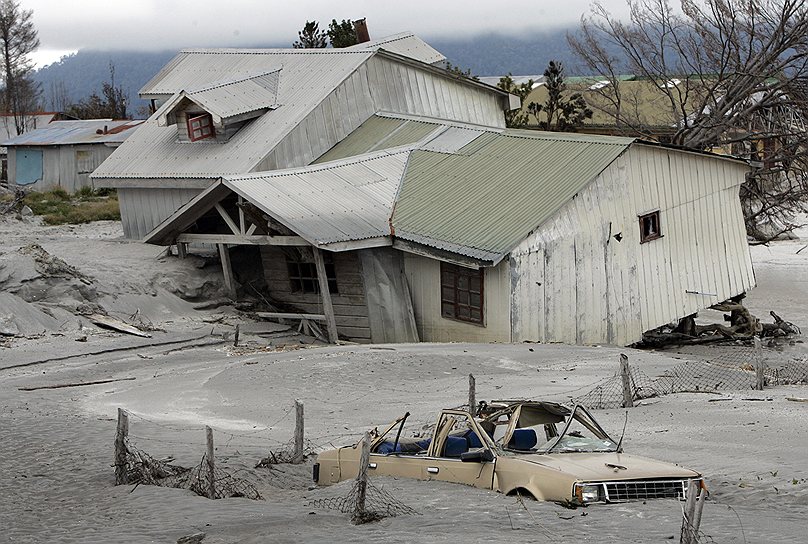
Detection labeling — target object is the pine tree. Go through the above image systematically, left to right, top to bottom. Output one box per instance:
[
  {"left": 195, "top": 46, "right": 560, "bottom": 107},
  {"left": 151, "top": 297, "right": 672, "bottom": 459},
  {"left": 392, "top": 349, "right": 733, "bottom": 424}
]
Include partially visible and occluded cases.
[
  {"left": 327, "top": 19, "right": 357, "bottom": 48},
  {"left": 293, "top": 21, "right": 327, "bottom": 49},
  {"left": 528, "top": 61, "right": 592, "bottom": 131}
]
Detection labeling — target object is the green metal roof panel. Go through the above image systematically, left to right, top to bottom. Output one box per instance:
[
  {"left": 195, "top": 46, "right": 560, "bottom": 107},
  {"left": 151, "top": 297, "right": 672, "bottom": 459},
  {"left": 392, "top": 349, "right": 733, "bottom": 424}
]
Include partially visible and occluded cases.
[
  {"left": 313, "top": 116, "right": 405, "bottom": 164},
  {"left": 313, "top": 116, "right": 441, "bottom": 164},
  {"left": 392, "top": 132, "right": 634, "bottom": 260}
]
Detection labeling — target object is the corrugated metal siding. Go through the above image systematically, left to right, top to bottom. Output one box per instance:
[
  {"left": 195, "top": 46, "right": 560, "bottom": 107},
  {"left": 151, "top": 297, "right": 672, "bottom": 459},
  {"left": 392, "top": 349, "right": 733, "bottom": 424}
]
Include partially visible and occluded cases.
[
  {"left": 347, "top": 33, "right": 446, "bottom": 65},
  {"left": 313, "top": 116, "right": 405, "bottom": 164},
  {"left": 393, "top": 132, "right": 634, "bottom": 260},
  {"left": 8, "top": 144, "right": 113, "bottom": 192},
  {"left": 510, "top": 146, "right": 754, "bottom": 346},
  {"left": 226, "top": 151, "right": 407, "bottom": 245},
  {"left": 118, "top": 187, "right": 203, "bottom": 239},
  {"left": 403, "top": 253, "right": 510, "bottom": 342}
]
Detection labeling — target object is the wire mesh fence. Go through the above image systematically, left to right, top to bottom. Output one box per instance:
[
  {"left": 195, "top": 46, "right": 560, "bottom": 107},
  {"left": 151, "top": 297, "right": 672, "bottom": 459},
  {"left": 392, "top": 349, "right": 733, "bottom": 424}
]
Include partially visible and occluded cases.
[
  {"left": 574, "top": 345, "right": 808, "bottom": 409},
  {"left": 307, "top": 478, "right": 419, "bottom": 524}
]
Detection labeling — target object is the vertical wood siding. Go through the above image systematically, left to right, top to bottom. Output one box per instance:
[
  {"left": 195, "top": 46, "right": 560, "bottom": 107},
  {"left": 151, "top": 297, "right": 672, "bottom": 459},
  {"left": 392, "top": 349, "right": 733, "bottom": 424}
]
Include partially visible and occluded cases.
[
  {"left": 9, "top": 145, "right": 114, "bottom": 193},
  {"left": 510, "top": 146, "right": 755, "bottom": 346},
  {"left": 118, "top": 187, "right": 203, "bottom": 239},
  {"left": 259, "top": 246, "right": 372, "bottom": 342},
  {"left": 403, "top": 253, "right": 510, "bottom": 343}
]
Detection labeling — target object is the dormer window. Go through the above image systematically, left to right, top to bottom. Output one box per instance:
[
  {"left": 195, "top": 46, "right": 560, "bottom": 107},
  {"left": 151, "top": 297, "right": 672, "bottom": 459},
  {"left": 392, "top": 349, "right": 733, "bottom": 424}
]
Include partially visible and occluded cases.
[{"left": 188, "top": 113, "right": 215, "bottom": 141}]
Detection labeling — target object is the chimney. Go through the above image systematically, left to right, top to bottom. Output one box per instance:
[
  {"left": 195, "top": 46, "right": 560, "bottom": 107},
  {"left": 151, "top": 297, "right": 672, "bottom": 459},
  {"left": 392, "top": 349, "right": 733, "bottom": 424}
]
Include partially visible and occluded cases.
[{"left": 353, "top": 18, "right": 370, "bottom": 43}]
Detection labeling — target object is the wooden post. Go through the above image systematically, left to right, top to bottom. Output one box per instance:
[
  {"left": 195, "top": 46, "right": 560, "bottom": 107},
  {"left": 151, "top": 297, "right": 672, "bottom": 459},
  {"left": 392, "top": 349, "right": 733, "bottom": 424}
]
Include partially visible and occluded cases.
[
  {"left": 176, "top": 242, "right": 187, "bottom": 259},
  {"left": 217, "top": 244, "right": 236, "bottom": 300},
  {"left": 312, "top": 246, "right": 339, "bottom": 344},
  {"left": 233, "top": 324, "right": 240, "bottom": 347},
  {"left": 753, "top": 336, "right": 765, "bottom": 390},
  {"left": 620, "top": 354, "right": 634, "bottom": 408},
  {"left": 468, "top": 374, "right": 476, "bottom": 416},
  {"left": 293, "top": 400, "right": 304, "bottom": 464},
  {"left": 114, "top": 408, "right": 129, "bottom": 485},
  {"left": 205, "top": 426, "right": 216, "bottom": 499},
  {"left": 353, "top": 431, "right": 371, "bottom": 523},
  {"left": 681, "top": 480, "right": 702, "bottom": 544},
  {"left": 691, "top": 485, "right": 706, "bottom": 541}
]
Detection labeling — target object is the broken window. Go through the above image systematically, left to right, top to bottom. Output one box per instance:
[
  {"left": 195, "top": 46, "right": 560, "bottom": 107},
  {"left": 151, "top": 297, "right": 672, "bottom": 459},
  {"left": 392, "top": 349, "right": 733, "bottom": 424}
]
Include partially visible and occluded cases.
[
  {"left": 187, "top": 112, "right": 215, "bottom": 141},
  {"left": 638, "top": 210, "right": 662, "bottom": 243},
  {"left": 286, "top": 254, "right": 338, "bottom": 294},
  {"left": 440, "top": 262, "right": 484, "bottom": 324}
]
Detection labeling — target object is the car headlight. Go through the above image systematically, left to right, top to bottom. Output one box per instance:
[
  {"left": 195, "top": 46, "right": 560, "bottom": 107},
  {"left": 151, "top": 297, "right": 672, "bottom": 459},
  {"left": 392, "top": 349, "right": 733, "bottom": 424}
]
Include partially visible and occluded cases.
[{"left": 575, "top": 483, "right": 604, "bottom": 504}]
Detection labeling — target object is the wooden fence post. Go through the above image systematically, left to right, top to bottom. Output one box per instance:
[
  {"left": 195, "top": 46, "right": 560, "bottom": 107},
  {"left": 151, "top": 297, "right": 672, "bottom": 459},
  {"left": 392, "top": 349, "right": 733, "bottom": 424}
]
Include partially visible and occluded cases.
[
  {"left": 233, "top": 324, "right": 240, "bottom": 347},
  {"left": 753, "top": 336, "right": 765, "bottom": 390},
  {"left": 620, "top": 354, "right": 634, "bottom": 408},
  {"left": 468, "top": 374, "right": 476, "bottom": 416},
  {"left": 293, "top": 400, "right": 304, "bottom": 464},
  {"left": 114, "top": 408, "right": 129, "bottom": 485},
  {"left": 205, "top": 426, "right": 216, "bottom": 499},
  {"left": 353, "top": 431, "right": 371, "bottom": 523},
  {"left": 681, "top": 480, "right": 704, "bottom": 544}
]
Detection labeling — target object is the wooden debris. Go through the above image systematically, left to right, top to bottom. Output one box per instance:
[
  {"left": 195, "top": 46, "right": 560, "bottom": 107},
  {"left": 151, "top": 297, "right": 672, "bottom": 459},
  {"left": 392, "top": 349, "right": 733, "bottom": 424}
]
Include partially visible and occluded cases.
[
  {"left": 88, "top": 314, "right": 151, "bottom": 338},
  {"left": 19, "top": 377, "right": 136, "bottom": 391},
  {"left": 786, "top": 397, "right": 808, "bottom": 403}
]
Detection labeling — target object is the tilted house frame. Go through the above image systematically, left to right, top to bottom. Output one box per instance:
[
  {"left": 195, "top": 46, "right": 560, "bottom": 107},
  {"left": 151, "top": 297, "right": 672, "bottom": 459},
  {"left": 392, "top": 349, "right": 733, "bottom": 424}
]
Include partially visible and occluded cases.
[
  {"left": 91, "top": 34, "right": 515, "bottom": 239},
  {"left": 145, "top": 113, "right": 755, "bottom": 346}
]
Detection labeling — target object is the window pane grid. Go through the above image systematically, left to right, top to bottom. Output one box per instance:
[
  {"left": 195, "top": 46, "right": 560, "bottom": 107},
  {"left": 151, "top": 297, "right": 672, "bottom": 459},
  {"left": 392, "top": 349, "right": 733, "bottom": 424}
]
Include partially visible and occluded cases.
[
  {"left": 187, "top": 113, "right": 215, "bottom": 142},
  {"left": 286, "top": 258, "right": 338, "bottom": 294},
  {"left": 440, "top": 262, "right": 484, "bottom": 324}
]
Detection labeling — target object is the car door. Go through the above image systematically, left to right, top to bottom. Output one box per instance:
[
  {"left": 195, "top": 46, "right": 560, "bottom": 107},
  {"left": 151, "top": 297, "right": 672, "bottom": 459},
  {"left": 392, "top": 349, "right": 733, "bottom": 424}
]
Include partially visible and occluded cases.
[{"left": 421, "top": 410, "right": 496, "bottom": 489}]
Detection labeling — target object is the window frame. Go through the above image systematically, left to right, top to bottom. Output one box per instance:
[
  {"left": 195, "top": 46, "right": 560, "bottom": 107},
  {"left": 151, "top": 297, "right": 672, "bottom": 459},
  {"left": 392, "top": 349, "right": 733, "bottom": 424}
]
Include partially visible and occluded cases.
[
  {"left": 187, "top": 112, "right": 215, "bottom": 142},
  {"left": 638, "top": 210, "right": 662, "bottom": 243},
  {"left": 286, "top": 255, "right": 338, "bottom": 295},
  {"left": 440, "top": 262, "right": 484, "bottom": 325}
]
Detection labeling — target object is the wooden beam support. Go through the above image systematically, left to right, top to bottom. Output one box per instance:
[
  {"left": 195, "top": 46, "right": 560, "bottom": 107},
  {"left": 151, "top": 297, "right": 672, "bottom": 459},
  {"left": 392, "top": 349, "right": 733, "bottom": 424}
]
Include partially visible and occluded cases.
[
  {"left": 237, "top": 196, "right": 246, "bottom": 235},
  {"left": 214, "top": 203, "right": 241, "bottom": 236},
  {"left": 177, "top": 233, "right": 308, "bottom": 246},
  {"left": 217, "top": 243, "right": 236, "bottom": 299},
  {"left": 312, "top": 246, "right": 339, "bottom": 344}
]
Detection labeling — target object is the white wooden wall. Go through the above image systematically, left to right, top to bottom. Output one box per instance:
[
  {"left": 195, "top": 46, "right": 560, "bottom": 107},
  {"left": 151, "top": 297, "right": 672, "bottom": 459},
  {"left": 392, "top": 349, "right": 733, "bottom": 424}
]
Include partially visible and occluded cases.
[
  {"left": 254, "top": 56, "right": 505, "bottom": 171},
  {"left": 9, "top": 144, "right": 113, "bottom": 193},
  {"left": 510, "top": 146, "right": 755, "bottom": 346},
  {"left": 118, "top": 187, "right": 203, "bottom": 239},
  {"left": 403, "top": 253, "right": 511, "bottom": 343}
]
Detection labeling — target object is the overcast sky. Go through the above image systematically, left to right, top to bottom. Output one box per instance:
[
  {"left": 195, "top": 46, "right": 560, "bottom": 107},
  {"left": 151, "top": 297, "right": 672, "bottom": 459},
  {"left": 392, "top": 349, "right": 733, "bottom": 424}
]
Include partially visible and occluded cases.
[{"left": 27, "top": 0, "right": 628, "bottom": 68}]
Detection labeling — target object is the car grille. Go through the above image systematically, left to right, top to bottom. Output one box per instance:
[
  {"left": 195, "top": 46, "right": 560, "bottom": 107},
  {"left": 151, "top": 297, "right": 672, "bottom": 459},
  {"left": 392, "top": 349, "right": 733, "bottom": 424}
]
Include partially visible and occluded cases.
[{"left": 604, "top": 479, "right": 693, "bottom": 501}]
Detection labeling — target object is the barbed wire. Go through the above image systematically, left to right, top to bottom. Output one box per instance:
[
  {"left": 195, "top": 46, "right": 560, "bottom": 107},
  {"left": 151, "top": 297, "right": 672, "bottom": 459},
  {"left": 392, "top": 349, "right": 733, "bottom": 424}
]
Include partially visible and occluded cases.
[{"left": 308, "top": 478, "right": 419, "bottom": 524}]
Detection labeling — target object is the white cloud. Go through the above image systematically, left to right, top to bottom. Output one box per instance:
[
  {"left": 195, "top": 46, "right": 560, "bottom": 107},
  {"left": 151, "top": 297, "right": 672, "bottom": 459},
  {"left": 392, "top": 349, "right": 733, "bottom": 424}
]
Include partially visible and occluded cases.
[{"left": 25, "top": 0, "right": 627, "bottom": 52}]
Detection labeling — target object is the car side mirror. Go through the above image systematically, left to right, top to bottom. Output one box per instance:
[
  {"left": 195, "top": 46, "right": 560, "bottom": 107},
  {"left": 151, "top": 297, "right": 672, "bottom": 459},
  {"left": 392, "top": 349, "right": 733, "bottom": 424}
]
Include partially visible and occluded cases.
[{"left": 460, "top": 449, "right": 494, "bottom": 463}]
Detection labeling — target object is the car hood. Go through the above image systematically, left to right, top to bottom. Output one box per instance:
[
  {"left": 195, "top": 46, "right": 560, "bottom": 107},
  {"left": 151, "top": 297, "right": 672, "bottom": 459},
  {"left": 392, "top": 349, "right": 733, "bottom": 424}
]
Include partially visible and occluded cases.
[{"left": 510, "top": 452, "right": 700, "bottom": 481}]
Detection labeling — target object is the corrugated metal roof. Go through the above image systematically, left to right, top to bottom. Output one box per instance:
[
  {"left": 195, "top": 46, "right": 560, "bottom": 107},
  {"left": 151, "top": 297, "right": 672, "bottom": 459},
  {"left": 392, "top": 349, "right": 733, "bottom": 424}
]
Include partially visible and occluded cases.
[
  {"left": 347, "top": 32, "right": 446, "bottom": 65},
  {"left": 94, "top": 51, "right": 372, "bottom": 179},
  {"left": 184, "top": 70, "right": 280, "bottom": 120},
  {"left": 313, "top": 116, "right": 405, "bottom": 164},
  {"left": 3, "top": 119, "right": 143, "bottom": 146},
  {"left": 392, "top": 131, "right": 634, "bottom": 260},
  {"left": 222, "top": 150, "right": 409, "bottom": 246}
]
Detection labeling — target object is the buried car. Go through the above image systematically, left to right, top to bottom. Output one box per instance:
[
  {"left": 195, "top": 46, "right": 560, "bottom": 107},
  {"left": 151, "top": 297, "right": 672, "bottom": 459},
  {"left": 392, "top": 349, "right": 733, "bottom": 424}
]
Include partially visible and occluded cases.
[{"left": 314, "top": 401, "right": 703, "bottom": 505}]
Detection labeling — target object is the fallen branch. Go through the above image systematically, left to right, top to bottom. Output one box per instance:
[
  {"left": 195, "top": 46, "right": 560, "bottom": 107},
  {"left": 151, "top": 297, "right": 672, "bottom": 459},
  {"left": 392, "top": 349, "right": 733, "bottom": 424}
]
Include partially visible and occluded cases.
[{"left": 19, "top": 377, "right": 136, "bottom": 391}]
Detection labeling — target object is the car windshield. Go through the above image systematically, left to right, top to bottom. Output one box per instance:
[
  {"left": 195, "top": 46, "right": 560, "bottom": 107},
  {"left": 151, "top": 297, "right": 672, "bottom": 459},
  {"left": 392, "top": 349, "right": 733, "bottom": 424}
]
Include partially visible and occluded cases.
[{"left": 483, "top": 403, "right": 618, "bottom": 454}]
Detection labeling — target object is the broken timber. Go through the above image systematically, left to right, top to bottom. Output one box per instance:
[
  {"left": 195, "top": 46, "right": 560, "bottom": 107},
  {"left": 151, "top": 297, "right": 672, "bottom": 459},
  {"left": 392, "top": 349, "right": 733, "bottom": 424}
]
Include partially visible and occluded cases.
[{"left": 88, "top": 314, "right": 151, "bottom": 338}]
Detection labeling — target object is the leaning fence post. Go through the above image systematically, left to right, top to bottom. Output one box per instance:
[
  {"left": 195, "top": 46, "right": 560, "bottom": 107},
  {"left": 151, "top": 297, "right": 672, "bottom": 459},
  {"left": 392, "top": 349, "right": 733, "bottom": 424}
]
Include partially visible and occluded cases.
[
  {"left": 753, "top": 336, "right": 765, "bottom": 390},
  {"left": 620, "top": 354, "right": 634, "bottom": 408},
  {"left": 468, "top": 374, "right": 476, "bottom": 416},
  {"left": 292, "top": 400, "right": 304, "bottom": 464},
  {"left": 114, "top": 408, "right": 129, "bottom": 485},
  {"left": 205, "top": 426, "right": 216, "bottom": 499},
  {"left": 353, "top": 431, "right": 371, "bottom": 523},
  {"left": 681, "top": 480, "right": 703, "bottom": 544}
]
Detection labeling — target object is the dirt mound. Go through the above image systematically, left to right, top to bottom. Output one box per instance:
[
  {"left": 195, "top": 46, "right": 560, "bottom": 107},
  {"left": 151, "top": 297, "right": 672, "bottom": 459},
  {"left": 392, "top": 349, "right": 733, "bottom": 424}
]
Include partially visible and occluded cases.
[{"left": 0, "top": 244, "right": 99, "bottom": 311}]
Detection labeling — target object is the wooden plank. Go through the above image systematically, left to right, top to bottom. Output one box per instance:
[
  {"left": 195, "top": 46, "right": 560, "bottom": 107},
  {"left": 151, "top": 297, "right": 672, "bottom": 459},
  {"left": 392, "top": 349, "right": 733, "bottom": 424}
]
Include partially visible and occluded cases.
[
  {"left": 215, "top": 203, "right": 240, "bottom": 235},
  {"left": 178, "top": 233, "right": 308, "bottom": 246},
  {"left": 218, "top": 244, "right": 236, "bottom": 299},
  {"left": 313, "top": 246, "right": 339, "bottom": 343},
  {"left": 256, "top": 312, "right": 327, "bottom": 321},
  {"left": 88, "top": 314, "right": 151, "bottom": 338}
]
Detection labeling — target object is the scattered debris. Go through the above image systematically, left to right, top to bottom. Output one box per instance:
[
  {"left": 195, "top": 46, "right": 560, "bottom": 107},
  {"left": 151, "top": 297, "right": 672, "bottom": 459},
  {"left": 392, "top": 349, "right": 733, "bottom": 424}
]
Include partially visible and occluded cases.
[
  {"left": 87, "top": 314, "right": 152, "bottom": 338},
  {"left": 786, "top": 397, "right": 808, "bottom": 403},
  {"left": 177, "top": 533, "right": 206, "bottom": 544}
]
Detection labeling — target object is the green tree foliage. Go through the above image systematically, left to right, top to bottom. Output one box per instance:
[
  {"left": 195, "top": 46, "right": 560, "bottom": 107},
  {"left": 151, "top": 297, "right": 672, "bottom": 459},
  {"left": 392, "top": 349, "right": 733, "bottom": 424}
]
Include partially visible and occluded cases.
[
  {"left": 0, "top": 0, "right": 40, "bottom": 134},
  {"left": 327, "top": 19, "right": 357, "bottom": 48},
  {"left": 293, "top": 21, "right": 327, "bottom": 49},
  {"left": 445, "top": 61, "right": 478, "bottom": 80},
  {"left": 527, "top": 61, "right": 592, "bottom": 131},
  {"left": 66, "top": 63, "right": 129, "bottom": 119},
  {"left": 497, "top": 74, "right": 534, "bottom": 128}
]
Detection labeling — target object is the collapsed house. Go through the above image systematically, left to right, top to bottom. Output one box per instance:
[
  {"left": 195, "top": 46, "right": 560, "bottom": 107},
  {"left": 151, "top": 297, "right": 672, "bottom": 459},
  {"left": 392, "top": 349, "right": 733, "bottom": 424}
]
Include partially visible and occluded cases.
[
  {"left": 91, "top": 33, "right": 515, "bottom": 238},
  {"left": 144, "top": 114, "right": 755, "bottom": 346}
]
